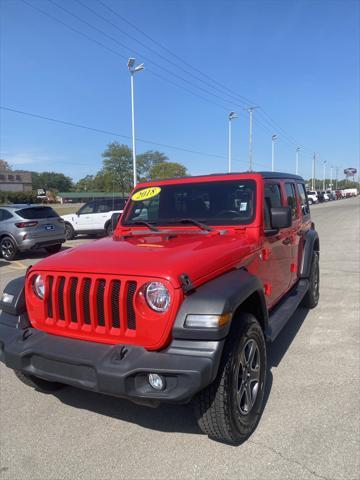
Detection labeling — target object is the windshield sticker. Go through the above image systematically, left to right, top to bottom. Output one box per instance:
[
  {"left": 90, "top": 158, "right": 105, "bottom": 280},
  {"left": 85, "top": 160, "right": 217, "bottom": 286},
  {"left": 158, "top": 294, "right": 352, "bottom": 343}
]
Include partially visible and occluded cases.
[
  {"left": 132, "top": 187, "right": 161, "bottom": 202},
  {"left": 240, "top": 202, "right": 247, "bottom": 211}
]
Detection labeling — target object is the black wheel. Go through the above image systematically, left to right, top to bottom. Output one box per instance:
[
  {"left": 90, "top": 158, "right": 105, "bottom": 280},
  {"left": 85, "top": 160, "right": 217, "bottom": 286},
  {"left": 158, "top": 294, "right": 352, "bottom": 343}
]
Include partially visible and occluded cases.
[
  {"left": 308, "top": 198, "right": 313, "bottom": 205},
  {"left": 106, "top": 222, "right": 113, "bottom": 236},
  {"left": 64, "top": 223, "right": 75, "bottom": 240},
  {"left": 0, "top": 236, "right": 18, "bottom": 261},
  {"left": 45, "top": 244, "right": 62, "bottom": 254},
  {"left": 302, "top": 251, "right": 320, "bottom": 308},
  {"left": 194, "top": 313, "right": 267, "bottom": 444},
  {"left": 14, "top": 370, "right": 65, "bottom": 392}
]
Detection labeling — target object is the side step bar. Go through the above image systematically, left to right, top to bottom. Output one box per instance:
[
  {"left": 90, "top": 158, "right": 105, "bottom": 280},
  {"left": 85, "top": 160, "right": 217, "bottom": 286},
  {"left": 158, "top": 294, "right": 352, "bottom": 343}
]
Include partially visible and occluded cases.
[{"left": 265, "top": 279, "right": 309, "bottom": 342}]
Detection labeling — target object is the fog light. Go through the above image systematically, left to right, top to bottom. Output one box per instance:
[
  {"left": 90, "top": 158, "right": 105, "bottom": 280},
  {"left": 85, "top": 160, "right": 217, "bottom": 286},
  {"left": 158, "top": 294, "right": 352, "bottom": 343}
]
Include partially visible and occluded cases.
[{"left": 148, "top": 373, "right": 165, "bottom": 391}]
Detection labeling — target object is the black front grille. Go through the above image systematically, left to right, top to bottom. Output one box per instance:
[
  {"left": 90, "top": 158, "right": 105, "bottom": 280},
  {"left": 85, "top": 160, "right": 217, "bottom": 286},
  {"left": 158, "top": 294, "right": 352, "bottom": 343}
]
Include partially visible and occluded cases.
[
  {"left": 46, "top": 275, "right": 137, "bottom": 334},
  {"left": 58, "top": 277, "right": 65, "bottom": 320},
  {"left": 83, "top": 278, "right": 91, "bottom": 325},
  {"left": 96, "top": 279, "right": 106, "bottom": 327},
  {"left": 111, "top": 280, "right": 121, "bottom": 328},
  {"left": 126, "top": 281, "right": 137, "bottom": 330}
]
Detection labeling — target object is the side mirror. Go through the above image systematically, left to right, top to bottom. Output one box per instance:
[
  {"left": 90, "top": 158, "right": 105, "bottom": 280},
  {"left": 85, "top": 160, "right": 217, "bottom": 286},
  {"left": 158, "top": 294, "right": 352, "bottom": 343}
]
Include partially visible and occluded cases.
[
  {"left": 270, "top": 206, "right": 292, "bottom": 229},
  {"left": 111, "top": 212, "right": 121, "bottom": 232}
]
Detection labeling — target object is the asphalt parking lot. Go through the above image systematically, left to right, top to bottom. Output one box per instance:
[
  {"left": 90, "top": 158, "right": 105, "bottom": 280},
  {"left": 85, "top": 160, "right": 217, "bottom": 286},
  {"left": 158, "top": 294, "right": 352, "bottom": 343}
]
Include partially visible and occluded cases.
[{"left": 0, "top": 197, "right": 359, "bottom": 480}]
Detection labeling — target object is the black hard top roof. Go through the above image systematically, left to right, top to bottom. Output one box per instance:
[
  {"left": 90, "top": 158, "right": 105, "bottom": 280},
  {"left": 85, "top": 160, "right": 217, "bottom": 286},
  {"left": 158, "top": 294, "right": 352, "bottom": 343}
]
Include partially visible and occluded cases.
[{"left": 258, "top": 171, "right": 304, "bottom": 181}]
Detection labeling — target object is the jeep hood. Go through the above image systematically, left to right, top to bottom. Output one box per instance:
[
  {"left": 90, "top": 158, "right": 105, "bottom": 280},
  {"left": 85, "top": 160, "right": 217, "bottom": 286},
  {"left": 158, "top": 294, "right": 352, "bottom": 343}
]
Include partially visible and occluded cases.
[{"left": 34, "top": 232, "right": 252, "bottom": 288}]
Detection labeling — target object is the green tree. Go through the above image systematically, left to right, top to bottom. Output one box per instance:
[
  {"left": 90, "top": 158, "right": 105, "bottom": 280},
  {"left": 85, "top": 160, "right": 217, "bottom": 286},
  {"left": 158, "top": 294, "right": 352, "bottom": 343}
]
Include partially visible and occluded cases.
[
  {"left": 101, "top": 142, "right": 133, "bottom": 196},
  {"left": 137, "top": 150, "right": 168, "bottom": 181},
  {"left": 149, "top": 161, "right": 188, "bottom": 180},
  {"left": 31, "top": 171, "right": 73, "bottom": 192},
  {"left": 75, "top": 175, "right": 95, "bottom": 192}
]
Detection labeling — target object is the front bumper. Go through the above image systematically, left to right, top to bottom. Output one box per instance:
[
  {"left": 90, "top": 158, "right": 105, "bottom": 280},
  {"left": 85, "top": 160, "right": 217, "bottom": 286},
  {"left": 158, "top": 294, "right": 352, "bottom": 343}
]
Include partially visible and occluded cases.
[{"left": 0, "top": 311, "right": 224, "bottom": 405}]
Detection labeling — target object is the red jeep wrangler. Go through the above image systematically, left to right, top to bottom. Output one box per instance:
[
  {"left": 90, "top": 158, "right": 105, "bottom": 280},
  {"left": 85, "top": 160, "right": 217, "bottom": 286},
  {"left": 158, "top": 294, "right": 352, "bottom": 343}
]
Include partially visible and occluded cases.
[{"left": 0, "top": 172, "right": 319, "bottom": 443}]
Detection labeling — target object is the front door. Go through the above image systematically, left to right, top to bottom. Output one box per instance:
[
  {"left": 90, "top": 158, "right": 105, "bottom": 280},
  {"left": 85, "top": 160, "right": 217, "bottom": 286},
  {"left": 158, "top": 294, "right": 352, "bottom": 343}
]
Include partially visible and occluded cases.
[{"left": 260, "top": 181, "right": 293, "bottom": 307}]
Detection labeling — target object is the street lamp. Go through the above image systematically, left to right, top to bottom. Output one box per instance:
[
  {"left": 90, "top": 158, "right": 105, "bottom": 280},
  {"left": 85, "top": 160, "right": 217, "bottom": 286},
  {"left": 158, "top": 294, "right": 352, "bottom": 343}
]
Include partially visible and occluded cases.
[
  {"left": 128, "top": 57, "right": 144, "bottom": 187},
  {"left": 228, "top": 111, "right": 238, "bottom": 173},
  {"left": 271, "top": 134, "right": 278, "bottom": 172},
  {"left": 296, "top": 147, "right": 301, "bottom": 175},
  {"left": 322, "top": 160, "right": 327, "bottom": 191}
]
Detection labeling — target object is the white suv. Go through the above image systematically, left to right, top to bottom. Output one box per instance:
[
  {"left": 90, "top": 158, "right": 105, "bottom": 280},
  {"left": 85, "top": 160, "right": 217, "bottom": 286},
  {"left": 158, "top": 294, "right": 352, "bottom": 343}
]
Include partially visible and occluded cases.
[
  {"left": 306, "top": 191, "right": 318, "bottom": 205},
  {"left": 62, "top": 198, "right": 127, "bottom": 240}
]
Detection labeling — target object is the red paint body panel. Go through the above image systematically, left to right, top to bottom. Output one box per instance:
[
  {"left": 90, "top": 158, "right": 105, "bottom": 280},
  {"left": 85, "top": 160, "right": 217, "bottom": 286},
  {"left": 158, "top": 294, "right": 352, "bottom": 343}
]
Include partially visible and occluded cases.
[{"left": 25, "top": 172, "right": 310, "bottom": 348}]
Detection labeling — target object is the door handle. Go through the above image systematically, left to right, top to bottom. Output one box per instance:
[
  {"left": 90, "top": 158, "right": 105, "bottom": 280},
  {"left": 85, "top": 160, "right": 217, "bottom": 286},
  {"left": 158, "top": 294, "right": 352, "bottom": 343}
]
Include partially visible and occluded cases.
[{"left": 282, "top": 237, "right": 291, "bottom": 245}]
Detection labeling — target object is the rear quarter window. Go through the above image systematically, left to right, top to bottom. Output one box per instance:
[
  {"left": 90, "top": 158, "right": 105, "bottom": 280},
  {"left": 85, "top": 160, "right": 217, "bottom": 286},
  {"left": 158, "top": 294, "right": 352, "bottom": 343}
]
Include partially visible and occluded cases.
[{"left": 15, "top": 207, "right": 59, "bottom": 219}]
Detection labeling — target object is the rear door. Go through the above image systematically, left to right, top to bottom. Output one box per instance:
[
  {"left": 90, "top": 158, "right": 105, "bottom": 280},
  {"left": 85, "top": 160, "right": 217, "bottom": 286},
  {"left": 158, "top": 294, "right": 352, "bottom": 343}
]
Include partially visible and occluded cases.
[{"left": 283, "top": 182, "right": 302, "bottom": 289}]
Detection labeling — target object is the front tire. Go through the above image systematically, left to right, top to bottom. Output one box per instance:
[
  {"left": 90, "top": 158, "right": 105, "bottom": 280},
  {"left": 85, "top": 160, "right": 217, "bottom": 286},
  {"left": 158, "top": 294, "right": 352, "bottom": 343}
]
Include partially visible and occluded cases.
[
  {"left": 0, "top": 236, "right": 18, "bottom": 260},
  {"left": 302, "top": 251, "right": 320, "bottom": 308},
  {"left": 194, "top": 313, "right": 267, "bottom": 444},
  {"left": 14, "top": 370, "right": 65, "bottom": 392}
]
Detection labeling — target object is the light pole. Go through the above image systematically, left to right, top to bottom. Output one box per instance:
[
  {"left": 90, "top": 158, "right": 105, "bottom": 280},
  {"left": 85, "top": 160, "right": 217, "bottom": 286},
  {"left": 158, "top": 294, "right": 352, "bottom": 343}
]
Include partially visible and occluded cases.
[
  {"left": 128, "top": 57, "right": 144, "bottom": 187},
  {"left": 245, "top": 106, "right": 258, "bottom": 171},
  {"left": 228, "top": 111, "right": 238, "bottom": 173},
  {"left": 271, "top": 134, "right": 278, "bottom": 172},
  {"left": 296, "top": 147, "right": 300, "bottom": 175},
  {"left": 312, "top": 153, "right": 316, "bottom": 191},
  {"left": 322, "top": 160, "right": 327, "bottom": 191},
  {"left": 330, "top": 166, "right": 333, "bottom": 191},
  {"left": 335, "top": 167, "right": 339, "bottom": 189}
]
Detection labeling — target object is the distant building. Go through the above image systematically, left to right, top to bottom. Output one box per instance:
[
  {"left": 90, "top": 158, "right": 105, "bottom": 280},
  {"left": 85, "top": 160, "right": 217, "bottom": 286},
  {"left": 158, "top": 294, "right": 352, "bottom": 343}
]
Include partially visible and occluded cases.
[
  {"left": 0, "top": 165, "right": 32, "bottom": 192},
  {"left": 57, "top": 192, "right": 127, "bottom": 204}
]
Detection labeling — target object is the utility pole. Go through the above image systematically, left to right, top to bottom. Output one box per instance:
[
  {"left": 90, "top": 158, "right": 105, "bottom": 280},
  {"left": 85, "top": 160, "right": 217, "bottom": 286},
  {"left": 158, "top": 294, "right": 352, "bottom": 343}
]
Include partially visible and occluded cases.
[
  {"left": 245, "top": 106, "right": 258, "bottom": 171},
  {"left": 228, "top": 112, "right": 238, "bottom": 173},
  {"left": 271, "top": 134, "right": 278, "bottom": 172},
  {"left": 296, "top": 147, "right": 300, "bottom": 175},
  {"left": 312, "top": 153, "right": 316, "bottom": 191},
  {"left": 322, "top": 160, "right": 327, "bottom": 191}
]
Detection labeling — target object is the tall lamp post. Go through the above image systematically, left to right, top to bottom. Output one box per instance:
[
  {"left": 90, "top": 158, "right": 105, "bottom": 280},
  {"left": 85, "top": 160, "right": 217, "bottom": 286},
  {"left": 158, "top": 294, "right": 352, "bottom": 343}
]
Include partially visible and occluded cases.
[
  {"left": 128, "top": 57, "right": 144, "bottom": 187},
  {"left": 228, "top": 111, "right": 238, "bottom": 173},
  {"left": 271, "top": 134, "right": 278, "bottom": 172},
  {"left": 295, "top": 147, "right": 300, "bottom": 175},
  {"left": 322, "top": 160, "right": 327, "bottom": 191}
]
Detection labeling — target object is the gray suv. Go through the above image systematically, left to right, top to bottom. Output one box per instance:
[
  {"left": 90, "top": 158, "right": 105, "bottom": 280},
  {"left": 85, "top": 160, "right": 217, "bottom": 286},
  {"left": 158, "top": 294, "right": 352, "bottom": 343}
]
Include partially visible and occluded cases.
[{"left": 0, "top": 205, "right": 65, "bottom": 260}]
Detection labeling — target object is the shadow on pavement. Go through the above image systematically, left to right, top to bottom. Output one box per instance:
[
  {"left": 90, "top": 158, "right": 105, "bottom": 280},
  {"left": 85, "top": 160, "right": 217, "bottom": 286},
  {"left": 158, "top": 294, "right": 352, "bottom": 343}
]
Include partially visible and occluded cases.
[{"left": 55, "top": 308, "right": 310, "bottom": 438}]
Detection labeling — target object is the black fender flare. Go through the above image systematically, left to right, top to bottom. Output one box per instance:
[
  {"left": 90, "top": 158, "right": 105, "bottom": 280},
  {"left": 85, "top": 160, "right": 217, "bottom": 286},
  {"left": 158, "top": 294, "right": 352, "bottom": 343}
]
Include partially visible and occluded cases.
[
  {"left": 300, "top": 229, "right": 320, "bottom": 278},
  {"left": 172, "top": 269, "right": 268, "bottom": 341},
  {"left": 0, "top": 276, "right": 26, "bottom": 316}
]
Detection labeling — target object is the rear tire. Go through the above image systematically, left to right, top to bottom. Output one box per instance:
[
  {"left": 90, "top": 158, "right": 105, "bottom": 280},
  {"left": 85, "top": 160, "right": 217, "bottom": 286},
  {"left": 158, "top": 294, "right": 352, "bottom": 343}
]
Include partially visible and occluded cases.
[
  {"left": 64, "top": 223, "right": 75, "bottom": 240},
  {"left": 0, "top": 236, "right": 18, "bottom": 261},
  {"left": 45, "top": 244, "right": 62, "bottom": 254},
  {"left": 302, "top": 251, "right": 320, "bottom": 308},
  {"left": 194, "top": 313, "right": 266, "bottom": 444},
  {"left": 14, "top": 370, "right": 65, "bottom": 392}
]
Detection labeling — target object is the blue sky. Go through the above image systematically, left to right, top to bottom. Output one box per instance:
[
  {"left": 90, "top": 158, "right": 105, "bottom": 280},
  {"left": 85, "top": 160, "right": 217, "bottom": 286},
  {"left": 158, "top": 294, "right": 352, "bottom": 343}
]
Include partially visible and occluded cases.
[{"left": 1, "top": 0, "right": 359, "bottom": 182}]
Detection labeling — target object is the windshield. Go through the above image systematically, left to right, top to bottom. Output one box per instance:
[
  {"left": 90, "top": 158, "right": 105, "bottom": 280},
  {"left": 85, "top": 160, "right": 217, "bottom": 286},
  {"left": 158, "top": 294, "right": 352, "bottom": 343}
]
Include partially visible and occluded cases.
[{"left": 122, "top": 180, "right": 256, "bottom": 227}]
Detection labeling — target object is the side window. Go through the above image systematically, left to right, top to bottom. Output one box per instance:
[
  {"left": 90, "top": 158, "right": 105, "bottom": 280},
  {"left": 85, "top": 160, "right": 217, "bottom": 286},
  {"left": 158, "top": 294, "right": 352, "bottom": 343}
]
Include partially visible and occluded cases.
[
  {"left": 264, "top": 183, "right": 282, "bottom": 229},
  {"left": 285, "top": 183, "right": 299, "bottom": 220},
  {"left": 296, "top": 183, "right": 310, "bottom": 217},
  {"left": 78, "top": 202, "right": 95, "bottom": 215},
  {"left": 0, "top": 209, "right": 13, "bottom": 222}
]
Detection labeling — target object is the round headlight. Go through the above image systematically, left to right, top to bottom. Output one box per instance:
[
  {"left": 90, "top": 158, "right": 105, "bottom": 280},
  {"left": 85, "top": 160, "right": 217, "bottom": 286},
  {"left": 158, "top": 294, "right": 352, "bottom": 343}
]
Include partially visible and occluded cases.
[
  {"left": 33, "top": 274, "right": 45, "bottom": 299},
  {"left": 145, "top": 282, "right": 170, "bottom": 312}
]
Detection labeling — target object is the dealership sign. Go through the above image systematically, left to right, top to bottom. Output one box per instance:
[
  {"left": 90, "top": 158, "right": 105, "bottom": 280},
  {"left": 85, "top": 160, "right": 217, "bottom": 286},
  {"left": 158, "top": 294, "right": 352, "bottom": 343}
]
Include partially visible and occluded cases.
[{"left": 344, "top": 168, "right": 357, "bottom": 177}]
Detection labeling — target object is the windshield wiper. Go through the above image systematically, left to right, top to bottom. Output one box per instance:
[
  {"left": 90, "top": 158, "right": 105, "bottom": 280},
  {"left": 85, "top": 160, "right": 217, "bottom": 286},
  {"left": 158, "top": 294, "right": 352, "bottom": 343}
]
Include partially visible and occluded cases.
[
  {"left": 174, "top": 218, "right": 214, "bottom": 232},
  {"left": 127, "top": 221, "right": 160, "bottom": 232}
]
